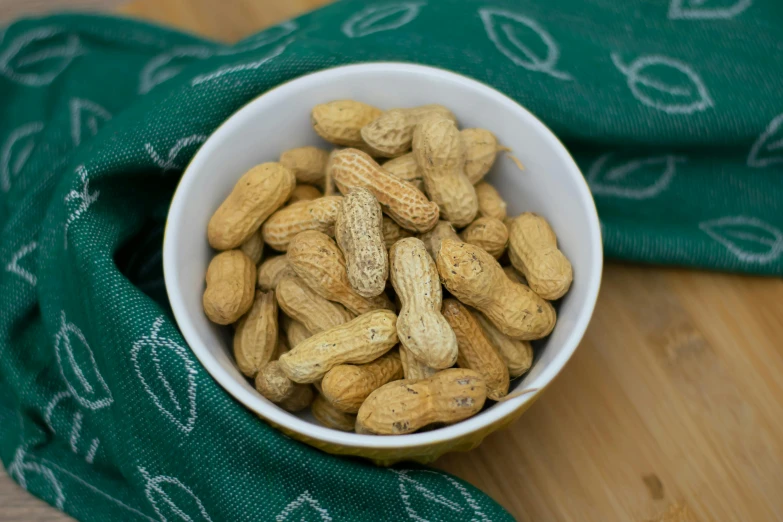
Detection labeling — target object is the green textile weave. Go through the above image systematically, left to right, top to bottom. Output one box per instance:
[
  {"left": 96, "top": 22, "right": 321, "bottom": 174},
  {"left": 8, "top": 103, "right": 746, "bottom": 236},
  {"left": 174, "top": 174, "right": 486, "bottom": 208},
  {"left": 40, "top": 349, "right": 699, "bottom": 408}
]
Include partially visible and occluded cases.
[{"left": 1, "top": 1, "right": 782, "bottom": 521}]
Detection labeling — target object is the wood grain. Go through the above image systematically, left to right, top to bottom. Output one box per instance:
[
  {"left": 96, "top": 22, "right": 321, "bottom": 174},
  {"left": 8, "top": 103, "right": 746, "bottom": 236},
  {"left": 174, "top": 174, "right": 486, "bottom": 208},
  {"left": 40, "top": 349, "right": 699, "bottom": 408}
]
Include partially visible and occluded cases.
[{"left": 2, "top": 1, "right": 783, "bottom": 521}]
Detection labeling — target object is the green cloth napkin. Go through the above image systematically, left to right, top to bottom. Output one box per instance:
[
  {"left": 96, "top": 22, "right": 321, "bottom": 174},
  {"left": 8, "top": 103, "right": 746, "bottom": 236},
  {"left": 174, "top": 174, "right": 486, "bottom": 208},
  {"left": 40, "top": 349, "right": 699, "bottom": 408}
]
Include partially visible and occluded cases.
[{"left": 2, "top": 0, "right": 782, "bottom": 520}]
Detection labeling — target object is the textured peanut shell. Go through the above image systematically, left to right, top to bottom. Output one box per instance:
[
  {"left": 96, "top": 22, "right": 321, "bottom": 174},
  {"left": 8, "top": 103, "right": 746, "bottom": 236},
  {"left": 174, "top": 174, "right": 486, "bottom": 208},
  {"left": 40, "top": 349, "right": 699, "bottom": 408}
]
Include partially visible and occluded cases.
[
  {"left": 311, "top": 100, "right": 382, "bottom": 148},
  {"left": 361, "top": 105, "right": 456, "bottom": 158},
  {"left": 412, "top": 116, "right": 478, "bottom": 227},
  {"left": 462, "top": 128, "right": 500, "bottom": 185},
  {"left": 279, "top": 146, "right": 329, "bottom": 186},
  {"left": 329, "top": 148, "right": 439, "bottom": 233},
  {"left": 382, "top": 153, "right": 424, "bottom": 191},
  {"left": 208, "top": 162, "right": 295, "bottom": 250},
  {"left": 475, "top": 181, "right": 507, "bottom": 221},
  {"left": 287, "top": 184, "right": 323, "bottom": 204},
  {"left": 335, "top": 188, "right": 388, "bottom": 298},
  {"left": 262, "top": 196, "right": 342, "bottom": 251},
  {"left": 508, "top": 213, "right": 573, "bottom": 300},
  {"left": 381, "top": 216, "right": 413, "bottom": 249},
  {"left": 460, "top": 217, "right": 509, "bottom": 259},
  {"left": 419, "top": 220, "right": 461, "bottom": 260},
  {"left": 239, "top": 229, "right": 264, "bottom": 264},
  {"left": 287, "top": 230, "right": 393, "bottom": 315},
  {"left": 390, "top": 238, "right": 458, "bottom": 369},
  {"left": 437, "top": 240, "right": 556, "bottom": 340},
  {"left": 203, "top": 250, "right": 256, "bottom": 325},
  {"left": 256, "top": 255, "right": 296, "bottom": 291},
  {"left": 503, "top": 265, "right": 527, "bottom": 285},
  {"left": 276, "top": 276, "right": 354, "bottom": 334},
  {"left": 233, "top": 290, "right": 277, "bottom": 377},
  {"left": 441, "top": 299, "right": 509, "bottom": 400},
  {"left": 278, "top": 309, "right": 398, "bottom": 383},
  {"left": 475, "top": 312, "right": 533, "bottom": 378},
  {"left": 282, "top": 316, "right": 312, "bottom": 348},
  {"left": 399, "top": 345, "right": 438, "bottom": 380},
  {"left": 321, "top": 351, "right": 403, "bottom": 413},
  {"left": 255, "top": 361, "right": 314, "bottom": 412},
  {"left": 355, "top": 369, "right": 486, "bottom": 435},
  {"left": 311, "top": 394, "right": 356, "bottom": 432}
]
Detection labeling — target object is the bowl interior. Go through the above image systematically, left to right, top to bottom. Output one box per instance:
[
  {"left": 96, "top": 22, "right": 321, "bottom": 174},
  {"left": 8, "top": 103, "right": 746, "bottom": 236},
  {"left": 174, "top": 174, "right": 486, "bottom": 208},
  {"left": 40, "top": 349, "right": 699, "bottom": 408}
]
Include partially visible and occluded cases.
[{"left": 164, "top": 63, "right": 602, "bottom": 449}]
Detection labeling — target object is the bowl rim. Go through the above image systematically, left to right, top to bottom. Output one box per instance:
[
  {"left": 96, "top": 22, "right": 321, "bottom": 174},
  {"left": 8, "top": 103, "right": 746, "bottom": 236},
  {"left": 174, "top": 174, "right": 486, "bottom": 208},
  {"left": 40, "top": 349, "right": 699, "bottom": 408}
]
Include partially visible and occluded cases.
[{"left": 164, "top": 62, "right": 603, "bottom": 450}]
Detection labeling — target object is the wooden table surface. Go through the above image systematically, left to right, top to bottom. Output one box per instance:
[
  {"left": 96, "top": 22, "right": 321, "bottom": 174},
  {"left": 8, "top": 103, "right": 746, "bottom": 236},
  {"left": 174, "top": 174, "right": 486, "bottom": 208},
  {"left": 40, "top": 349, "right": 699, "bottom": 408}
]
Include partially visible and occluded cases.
[{"left": 2, "top": 1, "right": 783, "bottom": 521}]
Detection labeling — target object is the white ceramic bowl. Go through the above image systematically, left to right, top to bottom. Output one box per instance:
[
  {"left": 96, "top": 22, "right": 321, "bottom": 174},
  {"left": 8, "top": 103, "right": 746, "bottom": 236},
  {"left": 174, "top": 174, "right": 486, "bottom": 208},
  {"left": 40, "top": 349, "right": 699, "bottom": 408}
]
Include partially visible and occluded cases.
[{"left": 164, "top": 63, "right": 602, "bottom": 464}]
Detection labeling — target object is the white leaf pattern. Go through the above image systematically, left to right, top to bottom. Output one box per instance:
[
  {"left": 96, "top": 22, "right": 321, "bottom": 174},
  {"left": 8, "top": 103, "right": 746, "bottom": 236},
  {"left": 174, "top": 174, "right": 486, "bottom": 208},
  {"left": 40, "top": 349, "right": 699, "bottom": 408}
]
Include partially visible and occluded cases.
[
  {"left": 669, "top": 0, "right": 752, "bottom": 19},
  {"left": 342, "top": 3, "right": 425, "bottom": 38},
  {"left": 479, "top": 8, "right": 572, "bottom": 81},
  {"left": 216, "top": 21, "right": 297, "bottom": 55},
  {"left": 0, "top": 27, "right": 84, "bottom": 86},
  {"left": 191, "top": 40, "right": 292, "bottom": 86},
  {"left": 139, "top": 45, "right": 213, "bottom": 94},
  {"left": 611, "top": 53, "right": 713, "bottom": 114},
  {"left": 70, "top": 98, "right": 111, "bottom": 146},
  {"left": 747, "top": 112, "right": 783, "bottom": 168},
  {"left": 1, "top": 121, "right": 44, "bottom": 193},
  {"left": 144, "top": 135, "right": 207, "bottom": 172},
  {"left": 587, "top": 153, "right": 685, "bottom": 199},
  {"left": 64, "top": 165, "right": 99, "bottom": 248},
  {"left": 699, "top": 216, "right": 783, "bottom": 264},
  {"left": 5, "top": 240, "right": 38, "bottom": 286},
  {"left": 54, "top": 311, "right": 113, "bottom": 410},
  {"left": 132, "top": 316, "right": 198, "bottom": 434},
  {"left": 43, "top": 391, "right": 102, "bottom": 464},
  {"left": 8, "top": 448, "right": 65, "bottom": 510},
  {"left": 140, "top": 467, "right": 213, "bottom": 522},
  {"left": 392, "top": 469, "right": 492, "bottom": 522},
  {"left": 276, "top": 491, "right": 333, "bottom": 521}
]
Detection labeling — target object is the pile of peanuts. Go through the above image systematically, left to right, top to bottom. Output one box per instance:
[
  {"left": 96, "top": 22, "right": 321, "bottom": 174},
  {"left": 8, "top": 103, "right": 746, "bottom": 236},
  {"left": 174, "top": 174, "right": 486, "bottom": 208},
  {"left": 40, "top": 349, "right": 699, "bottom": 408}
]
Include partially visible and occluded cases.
[{"left": 202, "top": 101, "right": 573, "bottom": 435}]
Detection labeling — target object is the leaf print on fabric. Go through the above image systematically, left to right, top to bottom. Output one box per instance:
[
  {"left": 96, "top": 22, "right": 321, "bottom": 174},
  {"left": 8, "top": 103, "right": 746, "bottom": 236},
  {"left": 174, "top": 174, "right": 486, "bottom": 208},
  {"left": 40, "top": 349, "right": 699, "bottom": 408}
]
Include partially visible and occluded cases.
[
  {"left": 669, "top": 0, "right": 752, "bottom": 19},
  {"left": 342, "top": 3, "right": 425, "bottom": 38},
  {"left": 479, "top": 8, "right": 572, "bottom": 81},
  {"left": 217, "top": 20, "right": 297, "bottom": 55},
  {"left": 0, "top": 26, "right": 84, "bottom": 86},
  {"left": 191, "top": 39, "right": 293, "bottom": 86},
  {"left": 139, "top": 45, "right": 213, "bottom": 94},
  {"left": 611, "top": 53, "right": 713, "bottom": 114},
  {"left": 70, "top": 98, "right": 111, "bottom": 147},
  {"left": 747, "top": 112, "right": 783, "bottom": 168},
  {"left": 1, "top": 121, "right": 44, "bottom": 193},
  {"left": 144, "top": 135, "right": 207, "bottom": 172},
  {"left": 587, "top": 153, "right": 685, "bottom": 199},
  {"left": 64, "top": 165, "right": 99, "bottom": 248},
  {"left": 699, "top": 216, "right": 783, "bottom": 264},
  {"left": 5, "top": 240, "right": 37, "bottom": 286},
  {"left": 54, "top": 311, "right": 113, "bottom": 410},
  {"left": 131, "top": 316, "right": 198, "bottom": 434},
  {"left": 43, "top": 391, "right": 102, "bottom": 464},
  {"left": 8, "top": 448, "right": 65, "bottom": 510},
  {"left": 140, "top": 468, "right": 213, "bottom": 522},
  {"left": 392, "top": 469, "right": 492, "bottom": 522},
  {"left": 276, "top": 491, "right": 333, "bottom": 522}
]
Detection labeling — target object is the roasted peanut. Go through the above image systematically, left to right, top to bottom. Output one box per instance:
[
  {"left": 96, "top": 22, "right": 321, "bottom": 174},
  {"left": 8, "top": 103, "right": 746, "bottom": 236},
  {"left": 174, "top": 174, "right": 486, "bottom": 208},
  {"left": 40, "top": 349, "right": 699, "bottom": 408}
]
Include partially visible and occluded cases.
[
  {"left": 311, "top": 100, "right": 382, "bottom": 148},
  {"left": 361, "top": 105, "right": 456, "bottom": 158},
  {"left": 412, "top": 115, "right": 478, "bottom": 227},
  {"left": 462, "top": 129, "right": 502, "bottom": 184},
  {"left": 279, "top": 146, "right": 329, "bottom": 186},
  {"left": 329, "top": 148, "right": 439, "bottom": 233},
  {"left": 382, "top": 153, "right": 424, "bottom": 192},
  {"left": 208, "top": 163, "right": 295, "bottom": 250},
  {"left": 475, "top": 181, "right": 507, "bottom": 221},
  {"left": 288, "top": 184, "right": 323, "bottom": 204},
  {"left": 335, "top": 188, "right": 388, "bottom": 298},
  {"left": 262, "top": 196, "right": 342, "bottom": 251},
  {"left": 508, "top": 213, "right": 573, "bottom": 300},
  {"left": 381, "top": 216, "right": 413, "bottom": 249},
  {"left": 460, "top": 217, "right": 509, "bottom": 259},
  {"left": 419, "top": 220, "right": 461, "bottom": 259},
  {"left": 239, "top": 229, "right": 264, "bottom": 264},
  {"left": 287, "top": 230, "right": 393, "bottom": 315},
  {"left": 390, "top": 238, "right": 458, "bottom": 369},
  {"left": 437, "top": 240, "right": 556, "bottom": 340},
  {"left": 203, "top": 250, "right": 256, "bottom": 325},
  {"left": 256, "top": 255, "right": 296, "bottom": 291},
  {"left": 503, "top": 265, "right": 526, "bottom": 285},
  {"left": 276, "top": 276, "right": 354, "bottom": 333},
  {"left": 233, "top": 290, "right": 277, "bottom": 377},
  {"left": 441, "top": 299, "right": 509, "bottom": 400},
  {"left": 279, "top": 309, "right": 398, "bottom": 383},
  {"left": 475, "top": 312, "right": 533, "bottom": 378},
  {"left": 282, "top": 316, "right": 312, "bottom": 348},
  {"left": 399, "top": 345, "right": 438, "bottom": 380},
  {"left": 321, "top": 351, "right": 403, "bottom": 413},
  {"left": 255, "top": 361, "right": 314, "bottom": 412},
  {"left": 356, "top": 369, "right": 486, "bottom": 435},
  {"left": 311, "top": 394, "right": 356, "bottom": 431}
]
